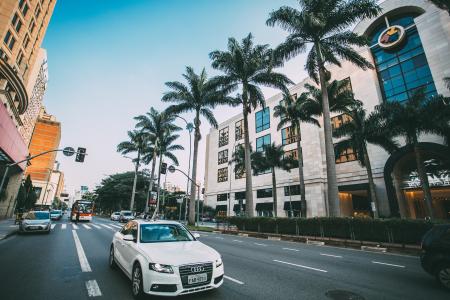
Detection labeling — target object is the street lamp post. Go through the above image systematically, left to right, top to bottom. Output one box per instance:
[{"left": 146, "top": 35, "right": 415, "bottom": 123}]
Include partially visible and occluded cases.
[{"left": 123, "top": 155, "right": 139, "bottom": 212}]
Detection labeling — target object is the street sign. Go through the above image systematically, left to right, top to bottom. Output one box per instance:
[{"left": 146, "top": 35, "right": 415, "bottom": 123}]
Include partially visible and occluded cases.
[
  {"left": 63, "top": 147, "right": 75, "bottom": 157},
  {"left": 168, "top": 165, "right": 176, "bottom": 173}
]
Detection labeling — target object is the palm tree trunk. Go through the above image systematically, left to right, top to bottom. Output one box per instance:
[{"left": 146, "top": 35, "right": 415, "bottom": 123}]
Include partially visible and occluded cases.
[
  {"left": 315, "top": 42, "right": 340, "bottom": 217},
  {"left": 242, "top": 98, "right": 254, "bottom": 217},
  {"left": 188, "top": 111, "right": 200, "bottom": 225},
  {"left": 296, "top": 126, "right": 307, "bottom": 218},
  {"left": 414, "top": 143, "right": 435, "bottom": 219},
  {"left": 363, "top": 145, "right": 379, "bottom": 218},
  {"left": 130, "top": 151, "right": 140, "bottom": 212},
  {"left": 144, "top": 152, "right": 157, "bottom": 214},
  {"left": 151, "top": 156, "right": 163, "bottom": 220},
  {"left": 271, "top": 168, "right": 277, "bottom": 218}
]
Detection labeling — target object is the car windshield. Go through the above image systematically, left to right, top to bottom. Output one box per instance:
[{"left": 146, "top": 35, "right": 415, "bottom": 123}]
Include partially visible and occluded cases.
[
  {"left": 51, "top": 210, "right": 61, "bottom": 214},
  {"left": 25, "top": 212, "right": 50, "bottom": 220},
  {"left": 114, "top": 212, "right": 120, "bottom": 215},
  {"left": 122, "top": 212, "right": 132, "bottom": 216},
  {"left": 140, "top": 224, "right": 194, "bottom": 243}
]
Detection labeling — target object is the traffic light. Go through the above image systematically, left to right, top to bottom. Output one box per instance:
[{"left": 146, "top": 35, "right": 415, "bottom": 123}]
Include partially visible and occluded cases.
[
  {"left": 75, "top": 147, "right": 86, "bottom": 162},
  {"left": 160, "top": 162, "right": 167, "bottom": 174}
]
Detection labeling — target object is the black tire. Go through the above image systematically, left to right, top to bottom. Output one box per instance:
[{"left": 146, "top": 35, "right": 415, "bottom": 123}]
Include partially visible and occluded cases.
[
  {"left": 109, "top": 246, "right": 117, "bottom": 269},
  {"left": 132, "top": 263, "right": 145, "bottom": 299},
  {"left": 436, "top": 263, "right": 450, "bottom": 290}
]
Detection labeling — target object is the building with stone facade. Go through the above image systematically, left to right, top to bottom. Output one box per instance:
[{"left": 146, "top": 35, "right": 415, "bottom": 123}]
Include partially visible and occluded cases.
[
  {"left": 0, "top": 0, "right": 56, "bottom": 217},
  {"left": 203, "top": 0, "right": 450, "bottom": 220}
]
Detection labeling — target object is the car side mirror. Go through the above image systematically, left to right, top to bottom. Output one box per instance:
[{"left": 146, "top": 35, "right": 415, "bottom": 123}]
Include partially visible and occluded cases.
[
  {"left": 193, "top": 233, "right": 200, "bottom": 239},
  {"left": 123, "top": 234, "right": 136, "bottom": 242}
]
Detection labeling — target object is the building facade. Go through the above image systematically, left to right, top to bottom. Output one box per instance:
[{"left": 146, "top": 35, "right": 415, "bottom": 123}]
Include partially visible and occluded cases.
[
  {"left": 0, "top": 0, "right": 56, "bottom": 217},
  {"left": 204, "top": 0, "right": 450, "bottom": 219}
]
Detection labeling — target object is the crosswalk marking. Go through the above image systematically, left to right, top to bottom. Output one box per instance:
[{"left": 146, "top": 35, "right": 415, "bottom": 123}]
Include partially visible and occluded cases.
[
  {"left": 51, "top": 224, "right": 56, "bottom": 229},
  {"left": 62, "top": 224, "right": 67, "bottom": 230},
  {"left": 72, "top": 224, "right": 79, "bottom": 230},
  {"left": 83, "top": 224, "right": 91, "bottom": 230},
  {"left": 91, "top": 224, "right": 101, "bottom": 229},
  {"left": 101, "top": 224, "right": 113, "bottom": 229},
  {"left": 110, "top": 224, "right": 122, "bottom": 229}
]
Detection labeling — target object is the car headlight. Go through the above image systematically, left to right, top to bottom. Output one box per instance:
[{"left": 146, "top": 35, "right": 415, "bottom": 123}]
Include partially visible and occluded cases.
[
  {"left": 215, "top": 257, "right": 223, "bottom": 268},
  {"left": 149, "top": 263, "right": 174, "bottom": 274}
]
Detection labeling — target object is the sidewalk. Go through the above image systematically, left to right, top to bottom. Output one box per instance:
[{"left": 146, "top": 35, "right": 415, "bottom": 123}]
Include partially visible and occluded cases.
[{"left": 0, "top": 218, "right": 18, "bottom": 240}]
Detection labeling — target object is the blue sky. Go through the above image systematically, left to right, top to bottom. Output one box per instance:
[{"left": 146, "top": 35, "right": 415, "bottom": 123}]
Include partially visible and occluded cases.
[{"left": 42, "top": 0, "right": 308, "bottom": 195}]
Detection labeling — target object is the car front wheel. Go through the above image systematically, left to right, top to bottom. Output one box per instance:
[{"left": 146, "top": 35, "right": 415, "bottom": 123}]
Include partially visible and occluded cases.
[
  {"left": 109, "top": 246, "right": 116, "bottom": 269},
  {"left": 132, "top": 263, "right": 145, "bottom": 299},
  {"left": 436, "top": 264, "right": 450, "bottom": 290}
]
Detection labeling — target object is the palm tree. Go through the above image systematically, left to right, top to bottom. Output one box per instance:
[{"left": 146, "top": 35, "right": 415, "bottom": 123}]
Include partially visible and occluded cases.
[
  {"left": 267, "top": 0, "right": 381, "bottom": 216},
  {"left": 210, "top": 33, "right": 293, "bottom": 217},
  {"left": 162, "top": 66, "right": 233, "bottom": 225},
  {"left": 375, "top": 89, "right": 450, "bottom": 219},
  {"left": 274, "top": 92, "right": 320, "bottom": 217},
  {"left": 333, "top": 104, "right": 399, "bottom": 218},
  {"left": 135, "top": 108, "right": 180, "bottom": 214},
  {"left": 117, "top": 130, "right": 148, "bottom": 211},
  {"left": 151, "top": 130, "right": 184, "bottom": 219},
  {"left": 251, "top": 143, "right": 297, "bottom": 217}
]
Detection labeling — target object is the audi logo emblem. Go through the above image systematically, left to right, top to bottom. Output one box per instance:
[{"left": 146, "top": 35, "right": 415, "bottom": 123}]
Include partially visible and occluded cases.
[{"left": 191, "top": 266, "right": 205, "bottom": 273}]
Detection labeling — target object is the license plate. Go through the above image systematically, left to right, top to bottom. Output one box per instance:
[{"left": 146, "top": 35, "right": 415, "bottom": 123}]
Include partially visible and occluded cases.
[
  {"left": 30, "top": 226, "right": 38, "bottom": 230},
  {"left": 187, "top": 273, "right": 207, "bottom": 285}
]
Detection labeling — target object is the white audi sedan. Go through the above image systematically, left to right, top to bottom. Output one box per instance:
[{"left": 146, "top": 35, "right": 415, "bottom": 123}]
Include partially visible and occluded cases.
[{"left": 109, "top": 220, "right": 224, "bottom": 298}]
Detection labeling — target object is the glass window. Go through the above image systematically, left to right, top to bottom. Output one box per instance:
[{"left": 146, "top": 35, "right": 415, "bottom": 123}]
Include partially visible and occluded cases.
[
  {"left": 19, "top": 0, "right": 25, "bottom": 9},
  {"left": 22, "top": 3, "right": 29, "bottom": 17},
  {"left": 35, "top": 7, "right": 41, "bottom": 18},
  {"left": 12, "top": 13, "right": 19, "bottom": 27},
  {"left": 15, "top": 20, "right": 22, "bottom": 33},
  {"left": 29, "top": 20, "right": 36, "bottom": 34},
  {"left": 4, "top": 31, "right": 12, "bottom": 45},
  {"left": 23, "top": 34, "right": 30, "bottom": 49},
  {"left": 7, "top": 36, "right": 15, "bottom": 50},
  {"left": 17, "top": 51, "right": 24, "bottom": 65},
  {"left": 255, "top": 107, "right": 270, "bottom": 132},
  {"left": 331, "top": 113, "right": 352, "bottom": 130},
  {"left": 235, "top": 119, "right": 244, "bottom": 141},
  {"left": 281, "top": 126, "right": 298, "bottom": 145},
  {"left": 218, "top": 127, "right": 229, "bottom": 147},
  {"left": 256, "top": 134, "right": 271, "bottom": 152},
  {"left": 335, "top": 146, "right": 357, "bottom": 164},
  {"left": 218, "top": 149, "right": 228, "bottom": 165},
  {"left": 284, "top": 149, "right": 298, "bottom": 160},
  {"left": 217, "top": 167, "right": 228, "bottom": 182},
  {"left": 284, "top": 185, "right": 301, "bottom": 196},
  {"left": 257, "top": 188, "right": 273, "bottom": 198},
  {"left": 235, "top": 191, "right": 246, "bottom": 200},
  {"left": 217, "top": 193, "right": 229, "bottom": 202},
  {"left": 24, "top": 211, "right": 50, "bottom": 220},
  {"left": 140, "top": 224, "right": 194, "bottom": 243}
]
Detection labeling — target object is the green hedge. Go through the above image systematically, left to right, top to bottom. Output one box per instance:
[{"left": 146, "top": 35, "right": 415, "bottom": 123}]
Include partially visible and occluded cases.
[{"left": 226, "top": 217, "right": 437, "bottom": 245}]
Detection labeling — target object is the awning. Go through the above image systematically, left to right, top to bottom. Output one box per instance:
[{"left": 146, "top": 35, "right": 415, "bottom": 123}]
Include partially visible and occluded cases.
[
  {"left": 283, "top": 201, "right": 301, "bottom": 210},
  {"left": 255, "top": 202, "right": 273, "bottom": 211},
  {"left": 233, "top": 204, "right": 246, "bottom": 212},
  {"left": 215, "top": 205, "right": 227, "bottom": 212}
]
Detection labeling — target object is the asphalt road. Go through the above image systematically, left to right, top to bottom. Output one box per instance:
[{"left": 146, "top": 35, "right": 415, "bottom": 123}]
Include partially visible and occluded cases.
[{"left": 0, "top": 216, "right": 448, "bottom": 300}]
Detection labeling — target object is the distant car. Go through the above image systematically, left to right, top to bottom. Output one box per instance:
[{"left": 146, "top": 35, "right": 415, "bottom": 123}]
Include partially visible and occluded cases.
[
  {"left": 50, "top": 210, "right": 62, "bottom": 220},
  {"left": 19, "top": 211, "right": 51, "bottom": 234},
  {"left": 119, "top": 211, "right": 134, "bottom": 223},
  {"left": 111, "top": 212, "right": 121, "bottom": 221},
  {"left": 109, "top": 220, "right": 224, "bottom": 297},
  {"left": 420, "top": 224, "right": 450, "bottom": 289}
]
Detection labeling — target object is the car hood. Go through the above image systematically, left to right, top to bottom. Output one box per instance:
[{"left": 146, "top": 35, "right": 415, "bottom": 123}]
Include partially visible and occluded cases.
[
  {"left": 23, "top": 219, "right": 50, "bottom": 225},
  {"left": 138, "top": 241, "right": 220, "bottom": 266}
]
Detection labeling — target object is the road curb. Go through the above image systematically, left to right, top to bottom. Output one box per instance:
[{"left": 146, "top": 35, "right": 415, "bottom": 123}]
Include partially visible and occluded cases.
[{"left": 0, "top": 228, "right": 18, "bottom": 241}]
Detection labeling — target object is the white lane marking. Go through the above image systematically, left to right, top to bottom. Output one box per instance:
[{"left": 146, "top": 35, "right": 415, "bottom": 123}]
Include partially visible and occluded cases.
[
  {"left": 51, "top": 224, "right": 56, "bottom": 229},
  {"left": 61, "top": 224, "right": 67, "bottom": 230},
  {"left": 72, "top": 224, "right": 79, "bottom": 230},
  {"left": 83, "top": 224, "right": 91, "bottom": 230},
  {"left": 91, "top": 224, "right": 101, "bottom": 229},
  {"left": 101, "top": 224, "right": 113, "bottom": 229},
  {"left": 111, "top": 224, "right": 122, "bottom": 229},
  {"left": 9, "top": 225, "right": 18, "bottom": 227},
  {"left": 72, "top": 230, "right": 92, "bottom": 272},
  {"left": 200, "top": 234, "right": 208, "bottom": 237},
  {"left": 215, "top": 237, "right": 224, "bottom": 240},
  {"left": 232, "top": 239, "right": 243, "bottom": 243},
  {"left": 254, "top": 243, "right": 267, "bottom": 246},
  {"left": 283, "top": 248, "right": 300, "bottom": 252},
  {"left": 320, "top": 253, "right": 342, "bottom": 258},
  {"left": 273, "top": 260, "right": 328, "bottom": 273},
  {"left": 372, "top": 261, "right": 405, "bottom": 268},
  {"left": 224, "top": 275, "right": 244, "bottom": 285},
  {"left": 85, "top": 279, "right": 102, "bottom": 297}
]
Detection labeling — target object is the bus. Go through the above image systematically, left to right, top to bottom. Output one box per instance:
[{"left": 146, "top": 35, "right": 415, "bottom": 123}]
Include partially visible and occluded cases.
[{"left": 71, "top": 200, "right": 94, "bottom": 221}]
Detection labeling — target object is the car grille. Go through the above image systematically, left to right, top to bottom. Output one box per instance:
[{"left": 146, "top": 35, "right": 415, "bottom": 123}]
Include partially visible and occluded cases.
[{"left": 179, "top": 262, "right": 213, "bottom": 288}]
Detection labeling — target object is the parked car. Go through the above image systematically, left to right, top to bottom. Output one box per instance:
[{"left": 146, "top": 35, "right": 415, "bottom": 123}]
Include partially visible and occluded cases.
[
  {"left": 50, "top": 210, "right": 62, "bottom": 220},
  {"left": 119, "top": 210, "right": 134, "bottom": 223},
  {"left": 19, "top": 211, "right": 51, "bottom": 234},
  {"left": 111, "top": 211, "right": 121, "bottom": 221},
  {"left": 109, "top": 220, "right": 223, "bottom": 297},
  {"left": 420, "top": 224, "right": 450, "bottom": 289}
]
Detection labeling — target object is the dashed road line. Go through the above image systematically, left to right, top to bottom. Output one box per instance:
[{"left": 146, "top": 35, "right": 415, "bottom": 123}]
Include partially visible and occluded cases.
[
  {"left": 51, "top": 224, "right": 56, "bottom": 229},
  {"left": 61, "top": 224, "right": 67, "bottom": 230},
  {"left": 72, "top": 224, "right": 79, "bottom": 230},
  {"left": 83, "top": 224, "right": 91, "bottom": 230},
  {"left": 72, "top": 230, "right": 92, "bottom": 272},
  {"left": 215, "top": 237, "right": 224, "bottom": 240},
  {"left": 232, "top": 239, "right": 243, "bottom": 243},
  {"left": 254, "top": 243, "right": 267, "bottom": 246},
  {"left": 283, "top": 248, "right": 300, "bottom": 252},
  {"left": 320, "top": 253, "right": 342, "bottom": 258},
  {"left": 273, "top": 259, "right": 328, "bottom": 273},
  {"left": 372, "top": 261, "right": 405, "bottom": 268},
  {"left": 224, "top": 275, "right": 244, "bottom": 285},
  {"left": 85, "top": 279, "right": 102, "bottom": 297}
]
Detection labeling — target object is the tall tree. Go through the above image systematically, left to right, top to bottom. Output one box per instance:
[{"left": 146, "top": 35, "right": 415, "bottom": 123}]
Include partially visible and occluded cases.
[
  {"left": 267, "top": 0, "right": 381, "bottom": 216},
  {"left": 210, "top": 33, "right": 293, "bottom": 217},
  {"left": 162, "top": 66, "right": 233, "bottom": 225},
  {"left": 375, "top": 89, "right": 450, "bottom": 219},
  {"left": 274, "top": 92, "right": 320, "bottom": 217},
  {"left": 333, "top": 104, "right": 399, "bottom": 218},
  {"left": 135, "top": 108, "right": 180, "bottom": 214},
  {"left": 117, "top": 130, "right": 148, "bottom": 211},
  {"left": 251, "top": 143, "right": 297, "bottom": 217}
]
